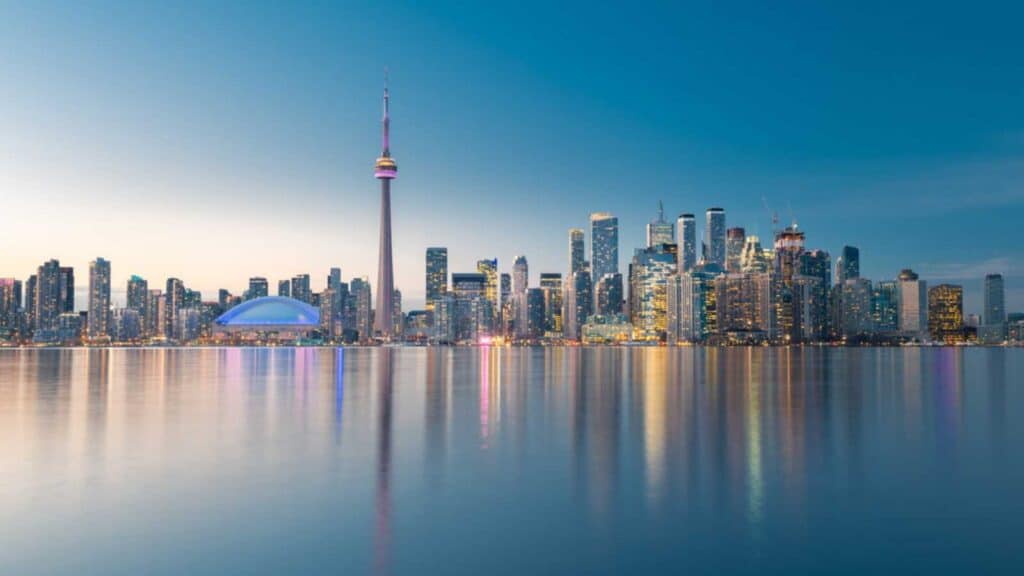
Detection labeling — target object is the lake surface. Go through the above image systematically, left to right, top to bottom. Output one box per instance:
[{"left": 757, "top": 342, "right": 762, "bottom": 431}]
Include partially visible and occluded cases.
[{"left": 1, "top": 347, "right": 1022, "bottom": 574}]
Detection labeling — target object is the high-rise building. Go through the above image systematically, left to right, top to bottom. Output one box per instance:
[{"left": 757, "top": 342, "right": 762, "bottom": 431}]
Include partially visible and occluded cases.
[
  {"left": 374, "top": 77, "right": 398, "bottom": 340},
  {"left": 646, "top": 201, "right": 674, "bottom": 248},
  {"left": 705, "top": 208, "right": 726, "bottom": 267},
  {"left": 590, "top": 212, "right": 619, "bottom": 288},
  {"left": 677, "top": 213, "right": 697, "bottom": 273},
  {"left": 772, "top": 225, "right": 806, "bottom": 342},
  {"left": 725, "top": 227, "right": 746, "bottom": 273},
  {"left": 568, "top": 228, "right": 585, "bottom": 277},
  {"left": 739, "top": 235, "right": 770, "bottom": 273},
  {"left": 628, "top": 244, "right": 676, "bottom": 341},
  {"left": 836, "top": 245, "right": 860, "bottom": 284},
  {"left": 425, "top": 247, "right": 448, "bottom": 313},
  {"left": 799, "top": 249, "right": 832, "bottom": 340},
  {"left": 512, "top": 256, "right": 529, "bottom": 338},
  {"left": 86, "top": 258, "right": 111, "bottom": 340},
  {"left": 477, "top": 259, "right": 499, "bottom": 332},
  {"left": 34, "top": 260, "right": 64, "bottom": 336},
  {"left": 667, "top": 264, "right": 721, "bottom": 344},
  {"left": 59, "top": 266, "right": 74, "bottom": 313},
  {"left": 564, "top": 267, "right": 593, "bottom": 341},
  {"left": 328, "top": 268, "right": 342, "bottom": 291},
  {"left": 897, "top": 269, "right": 928, "bottom": 338},
  {"left": 452, "top": 272, "right": 487, "bottom": 342},
  {"left": 499, "top": 272, "right": 512, "bottom": 336},
  {"left": 595, "top": 272, "right": 623, "bottom": 316},
  {"left": 714, "top": 272, "right": 772, "bottom": 342},
  {"left": 539, "top": 273, "right": 563, "bottom": 335},
  {"left": 984, "top": 273, "right": 1006, "bottom": 327},
  {"left": 291, "top": 274, "right": 311, "bottom": 304},
  {"left": 25, "top": 275, "right": 37, "bottom": 332},
  {"left": 126, "top": 275, "right": 148, "bottom": 322},
  {"left": 247, "top": 277, "right": 268, "bottom": 300},
  {"left": 165, "top": 278, "right": 185, "bottom": 339},
  {"left": 349, "top": 278, "right": 372, "bottom": 342},
  {"left": 837, "top": 278, "right": 873, "bottom": 340},
  {"left": 0, "top": 279, "right": 18, "bottom": 335},
  {"left": 278, "top": 279, "right": 291, "bottom": 298},
  {"left": 871, "top": 281, "right": 899, "bottom": 333},
  {"left": 928, "top": 284, "right": 964, "bottom": 344},
  {"left": 526, "top": 288, "right": 546, "bottom": 339},
  {"left": 147, "top": 289, "right": 164, "bottom": 337}
]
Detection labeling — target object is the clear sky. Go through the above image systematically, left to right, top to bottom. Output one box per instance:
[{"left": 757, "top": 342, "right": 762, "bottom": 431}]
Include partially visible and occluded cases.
[{"left": 2, "top": 1, "right": 1022, "bottom": 313}]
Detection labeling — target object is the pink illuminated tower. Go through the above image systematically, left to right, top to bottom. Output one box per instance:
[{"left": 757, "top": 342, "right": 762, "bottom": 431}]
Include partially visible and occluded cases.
[{"left": 373, "top": 75, "right": 397, "bottom": 340}]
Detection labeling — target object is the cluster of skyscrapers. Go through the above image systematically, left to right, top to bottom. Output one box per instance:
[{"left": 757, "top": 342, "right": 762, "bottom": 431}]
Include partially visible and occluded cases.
[
  {"left": 1, "top": 80, "right": 1019, "bottom": 347},
  {"left": 418, "top": 205, "right": 1019, "bottom": 346}
]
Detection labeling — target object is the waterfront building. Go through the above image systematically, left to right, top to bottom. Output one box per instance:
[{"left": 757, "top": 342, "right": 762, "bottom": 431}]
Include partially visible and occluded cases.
[
  {"left": 374, "top": 78, "right": 398, "bottom": 340},
  {"left": 646, "top": 202, "right": 674, "bottom": 248},
  {"left": 705, "top": 208, "right": 726, "bottom": 267},
  {"left": 590, "top": 213, "right": 619, "bottom": 291},
  {"left": 677, "top": 213, "right": 697, "bottom": 273},
  {"left": 772, "top": 225, "right": 806, "bottom": 343},
  {"left": 725, "top": 227, "right": 746, "bottom": 273},
  {"left": 629, "top": 244, "right": 676, "bottom": 341},
  {"left": 836, "top": 246, "right": 860, "bottom": 284},
  {"left": 425, "top": 247, "right": 448, "bottom": 313},
  {"left": 799, "top": 249, "right": 832, "bottom": 340},
  {"left": 512, "top": 256, "right": 529, "bottom": 337},
  {"left": 87, "top": 257, "right": 112, "bottom": 341},
  {"left": 477, "top": 259, "right": 499, "bottom": 333},
  {"left": 34, "top": 260, "right": 64, "bottom": 337},
  {"left": 667, "top": 263, "right": 722, "bottom": 343},
  {"left": 59, "top": 266, "right": 74, "bottom": 313},
  {"left": 564, "top": 267, "right": 593, "bottom": 341},
  {"left": 897, "top": 269, "right": 928, "bottom": 339},
  {"left": 452, "top": 272, "right": 488, "bottom": 343},
  {"left": 595, "top": 272, "right": 623, "bottom": 316},
  {"left": 714, "top": 272, "right": 772, "bottom": 342},
  {"left": 500, "top": 273, "right": 512, "bottom": 336},
  {"left": 539, "top": 273, "right": 563, "bottom": 336},
  {"left": 984, "top": 273, "right": 1006, "bottom": 337},
  {"left": 24, "top": 275, "right": 36, "bottom": 333},
  {"left": 126, "top": 275, "right": 148, "bottom": 332},
  {"left": 247, "top": 277, "right": 269, "bottom": 300},
  {"left": 164, "top": 278, "right": 185, "bottom": 339},
  {"left": 349, "top": 278, "right": 372, "bottom": 343},
  {"left": 837, "top": 278, "right": 874, "bottom": 340},
  {"left": 0, "top": 279, "right": 18, "bottom": 336},
  {"left": 277, "top": 279, "right": 290, "bottom": 298},
  {"left": 871, "top": 281, "right": 900, "bottom": 334},
  {"left": 928, "top": 284, "right": 964, "bottom": 344},
  {"left": 320, "top": 287, "right": 341, "bottom": 340},
  {"left": 526, "top": 288, "right": 546, "bottom": 340},
  {"left": 392, "top": 289, "right": 403, "bottom": 338},
  {"left": 433, "top": 294, "right": 456, "bottom": 344},
  {"left": 214, "top": 296, "right": 320, "bottom": 342},
  {"left": 112, "top": 308, "right": 142, "bottom": 342},
  {"left": 404, "top": 310, "right": 432, "bottom": 343},
  {"left": 56, "top": 312, "right": 82, "bottom": 345},
  {"left": 582, "top": 314, "right": 632, "bottom": 344}
]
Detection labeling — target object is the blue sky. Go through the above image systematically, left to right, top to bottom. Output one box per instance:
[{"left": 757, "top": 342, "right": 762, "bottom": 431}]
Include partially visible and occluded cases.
[{"left": 2, "top": 1, "right": 1022, "bottom": 312}]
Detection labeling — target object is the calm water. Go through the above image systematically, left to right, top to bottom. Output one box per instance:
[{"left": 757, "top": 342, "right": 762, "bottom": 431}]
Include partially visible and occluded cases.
[{"left": 1, "top": 347, "right": 1022, "bottom": 574}]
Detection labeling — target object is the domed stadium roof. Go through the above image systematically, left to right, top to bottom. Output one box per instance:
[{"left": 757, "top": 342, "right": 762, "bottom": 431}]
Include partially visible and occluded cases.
[{"left": 215, "top": 296, "right": 320, "bottom": 329}]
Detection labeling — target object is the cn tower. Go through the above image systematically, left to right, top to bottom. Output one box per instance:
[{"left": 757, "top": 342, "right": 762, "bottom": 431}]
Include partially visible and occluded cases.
[{"left": 373, "top": 74, "right": 397, "bottom": 340}]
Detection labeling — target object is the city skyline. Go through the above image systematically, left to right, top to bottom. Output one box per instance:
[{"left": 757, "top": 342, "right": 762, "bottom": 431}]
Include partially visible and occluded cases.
[{"left": 3, "top": 2, "right": 1023, "bottom": 313}]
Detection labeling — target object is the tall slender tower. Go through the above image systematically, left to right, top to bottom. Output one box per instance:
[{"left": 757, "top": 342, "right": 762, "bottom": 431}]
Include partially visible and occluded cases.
[{"left": 374, "top": 74, "right": 398, "bottom": 339}]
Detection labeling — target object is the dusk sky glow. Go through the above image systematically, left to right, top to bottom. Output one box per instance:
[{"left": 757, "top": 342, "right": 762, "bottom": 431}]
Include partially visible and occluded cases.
[{"left": 2, "top": 1, "right": 1022, "bottom": 312}]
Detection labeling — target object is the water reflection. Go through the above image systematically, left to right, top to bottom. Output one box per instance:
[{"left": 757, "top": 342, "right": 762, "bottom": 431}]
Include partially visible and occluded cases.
[{"left": 0, "top": 347, "right": 1020, "bottom": 574}]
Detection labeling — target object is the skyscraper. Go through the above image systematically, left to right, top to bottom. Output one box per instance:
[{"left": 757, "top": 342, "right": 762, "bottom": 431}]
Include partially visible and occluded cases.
[
  {"left": 374, "top": 76, "right": 398, "bottom": 340},
  {"left": 646, "top": 201, "right": 674, "bottom": 248},
  {"left": 705, "top": 208, "right": 726, "bottom": 267},
  {"left": 590, "top": 212, "right": 619, "bottom": 287},
  {"left": 677, "top": 213, "right": 696, "bottom": 273},
  {"left": 772, "top": 225, "right": 806, "bottom": 342},
  {"left": 725, "top": 227, "right": 746, "bottom": 273},
  {"left": 568, "top": 228, "right": 585, "bottom": 276},
  {"left": 629, "top": 244, "right": 676, "bottom": 341},
  {"left": 836, "top": 245, "right": 860, "bottom": 284},
  {"left": 425, "top": 247, "right": 448, "bottom": 313},
  {"left": 512, "top": 255, "right": 529, "bottom": 337},
  {"left": 513, "top": 256, "right": 528, "bottom": 294},
  {"left": 87, "top": 258, "right": 111, "bottom": 340},
  {"left": 477, "top": 258, "right": 499, "bottom": 332},
  {"left": 34, "top": 260, "right": 63, "bottom": 335},
  {"left": 59, "top": 266, "right": 74, "bottom": 313},
  {"left": 564, "top": 266, "right": 592, "bottom": 340},
  {"left": 897, "top": 269, "right": 928, "bottom": 338},
  {"left": 595, "top": 272, "right": 623, "bottom": 316},
  {"left": 539, "top": 273, "right": 562, "bottom": 335},
  {"left": 984, "top": 273, "right": 1006, "bottom": 327},
  {"left": 291, "top": 274, "right": 311, "bottom": 304},
  {"left": 127, "top": 275, "right": 148, "bottom": 317},
  {"left": 247, "top": 277, "right": 268, "bottom": 300},
  {"left": 164, "top": 278, "right": 185, "bottom": 339},
  {"left": 278, "top": 279, "right": 291, "bottom": 298},
  {"left": 928, "top": 284, "right": 964, "bottom": 344}
]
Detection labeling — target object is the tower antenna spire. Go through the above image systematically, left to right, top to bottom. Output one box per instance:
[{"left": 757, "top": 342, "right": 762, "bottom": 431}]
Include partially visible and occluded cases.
[{"left": 381, "top": 68, "right": 391, "bottom": 157}]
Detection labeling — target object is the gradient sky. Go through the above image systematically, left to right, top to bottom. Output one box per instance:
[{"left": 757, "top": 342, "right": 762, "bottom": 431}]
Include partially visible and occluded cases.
[{"left": 2, "top": 1, "right": 1022, "bottom": 312}]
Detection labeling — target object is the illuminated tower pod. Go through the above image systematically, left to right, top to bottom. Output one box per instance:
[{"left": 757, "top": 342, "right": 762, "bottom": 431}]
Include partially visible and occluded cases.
[{"left": 374, "top": 76, "right": 398, "bottom": 339}]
